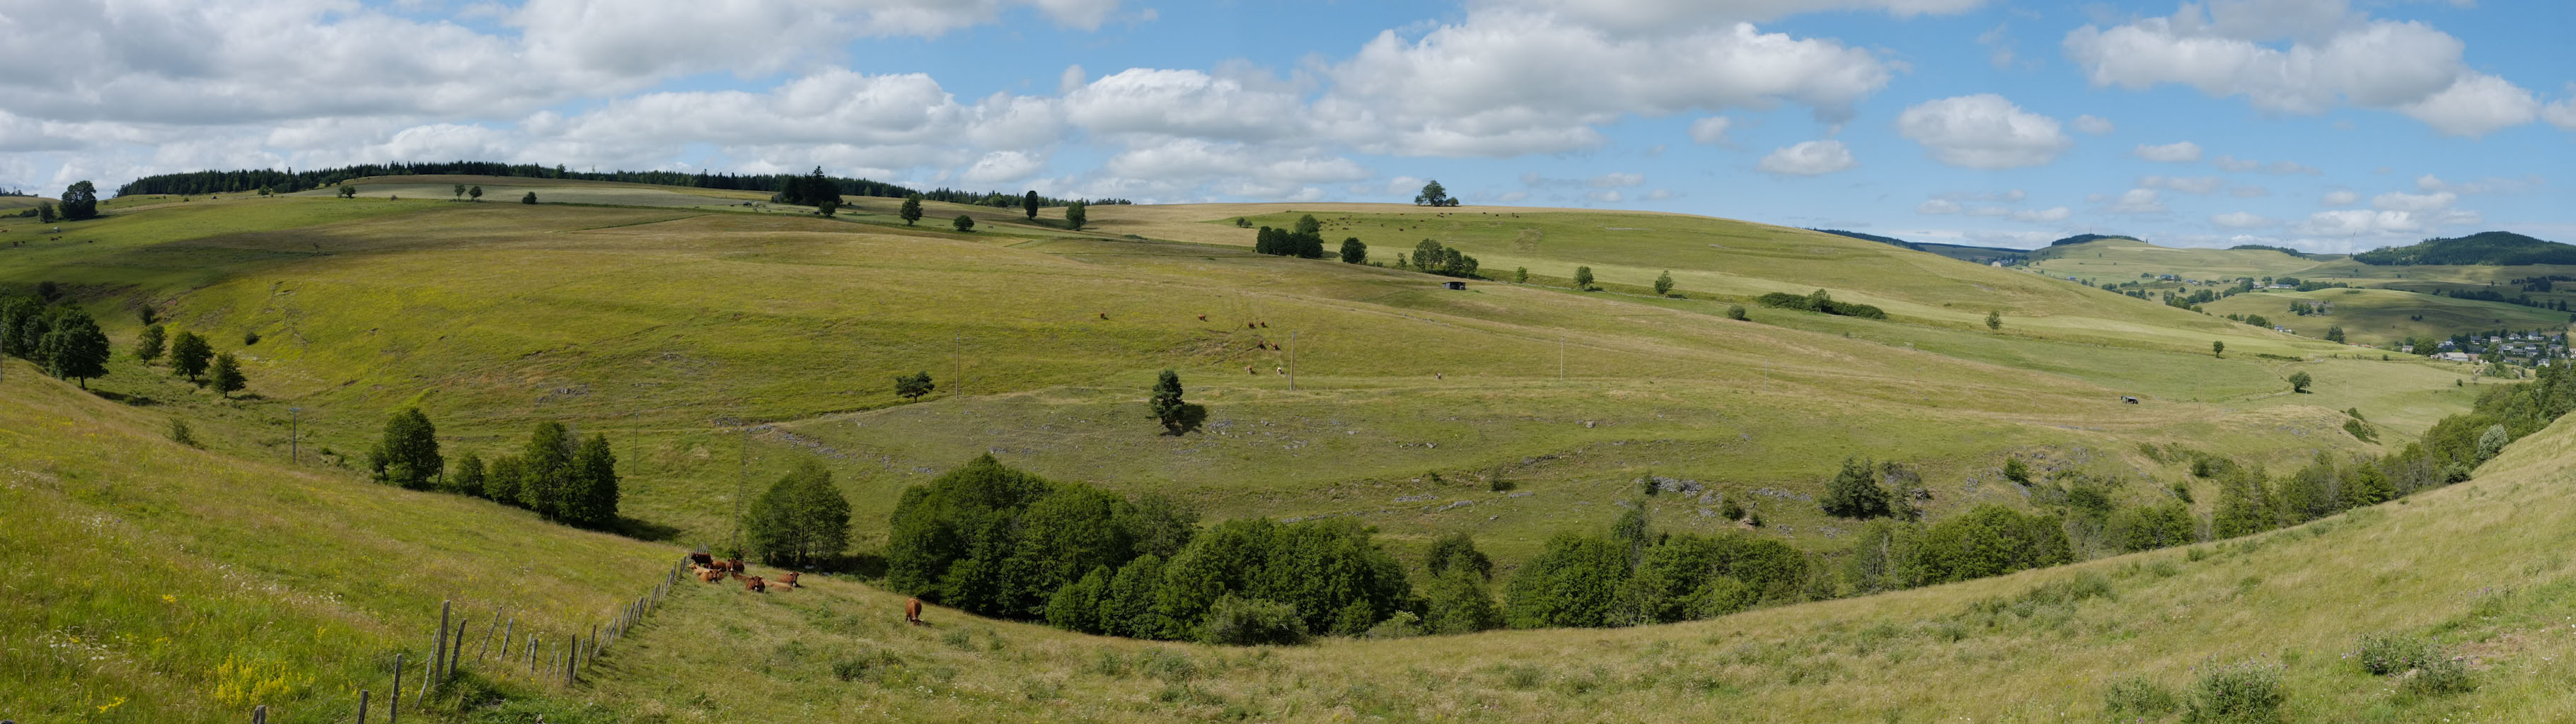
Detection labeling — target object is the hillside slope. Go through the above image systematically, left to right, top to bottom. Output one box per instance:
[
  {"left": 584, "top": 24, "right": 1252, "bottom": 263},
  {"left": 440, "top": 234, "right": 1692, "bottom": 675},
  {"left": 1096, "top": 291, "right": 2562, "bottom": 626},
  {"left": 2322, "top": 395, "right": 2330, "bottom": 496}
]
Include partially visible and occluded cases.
[
  {"left": 0, "top": 192, "right": 2451, "bottom": 565},
  {"left": 15, "top": 351, "right": 2571, "bottom": 723}
]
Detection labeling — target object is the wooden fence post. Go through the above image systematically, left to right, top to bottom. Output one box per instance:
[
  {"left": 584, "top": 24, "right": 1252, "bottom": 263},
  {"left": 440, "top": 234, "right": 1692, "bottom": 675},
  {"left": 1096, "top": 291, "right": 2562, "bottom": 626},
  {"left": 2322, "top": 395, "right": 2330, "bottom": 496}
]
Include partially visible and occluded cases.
[
  {"left": 431, "top": 601, "right": 451, "bottom": 687},
  {"left": 478, "top": 611, "right": 502, "bottom": 660},
  {"left": 497, "top": 618, "right": 514, "bottom": 659},
  {"left": 455, "top": 620, "right": 470, "bottom": 670},
  {"left": 565, "top": 635, "right": 578, "bottom": 687},
  {"left": 413, "top": 643, "right": 434, "bottom": 707},
  {"left": 388, "top": 653, "right": 403, "bottom": 724},
  {"left": 357, "top": 689, "right": 369, "bottom": 724},
  {"left": 250, "top": 704, "right": 266, "bottom": 723}
]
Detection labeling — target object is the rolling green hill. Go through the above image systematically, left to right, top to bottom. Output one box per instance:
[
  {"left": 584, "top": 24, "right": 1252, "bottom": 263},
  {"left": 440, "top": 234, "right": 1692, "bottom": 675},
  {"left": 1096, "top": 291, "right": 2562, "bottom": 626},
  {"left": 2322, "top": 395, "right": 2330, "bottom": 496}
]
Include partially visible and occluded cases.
[
  {"left": 17, "top": 174, "right": 2570, "bottom": 721},
  {"left": 2353, "top": 231, "right": 2576, "bottom": 266},
  {"left": 2026, "top": 235, "right": 2576, "bottom": 346},
  {"left": 14, "top": 342, "right": 2574, "bottom": 723}
]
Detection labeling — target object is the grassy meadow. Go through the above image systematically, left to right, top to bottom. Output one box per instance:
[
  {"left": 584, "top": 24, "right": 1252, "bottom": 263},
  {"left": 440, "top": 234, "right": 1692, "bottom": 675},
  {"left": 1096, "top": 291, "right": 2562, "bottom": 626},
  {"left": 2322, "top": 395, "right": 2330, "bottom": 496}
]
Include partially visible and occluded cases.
[
  {"left": 10, "top": 175, "right": 2555, "bottom": 720},
  {"left": 0, "top": 185, "right": 2443, "bottom": 563},
  {"left": 2026, "top": 238, "right": 2576, "bottom": 344}
]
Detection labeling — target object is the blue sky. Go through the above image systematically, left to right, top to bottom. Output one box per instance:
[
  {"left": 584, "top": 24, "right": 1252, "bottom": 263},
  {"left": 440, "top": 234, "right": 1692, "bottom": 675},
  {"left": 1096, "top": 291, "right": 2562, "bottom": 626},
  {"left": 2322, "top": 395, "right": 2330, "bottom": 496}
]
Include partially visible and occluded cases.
[{"left": 0, "top": 0, "right": 2568, "bottom": 252}]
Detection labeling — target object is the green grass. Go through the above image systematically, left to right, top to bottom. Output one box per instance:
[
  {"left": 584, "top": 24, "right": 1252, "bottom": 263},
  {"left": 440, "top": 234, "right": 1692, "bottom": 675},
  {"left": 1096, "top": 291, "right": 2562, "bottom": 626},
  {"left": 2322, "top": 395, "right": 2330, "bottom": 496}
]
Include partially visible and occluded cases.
[
  {"left": 12, "top": 181, "right": 2568, "bottom": 721},
  {"left": 2027, "top": 238, "right": 2576, "bottom": 344},
  {"left": 2202, "top": 287, "right": 2571, "bottom": 344},
  {"left": 16, "top": 354, "right": 2575, "bottom": 722}
]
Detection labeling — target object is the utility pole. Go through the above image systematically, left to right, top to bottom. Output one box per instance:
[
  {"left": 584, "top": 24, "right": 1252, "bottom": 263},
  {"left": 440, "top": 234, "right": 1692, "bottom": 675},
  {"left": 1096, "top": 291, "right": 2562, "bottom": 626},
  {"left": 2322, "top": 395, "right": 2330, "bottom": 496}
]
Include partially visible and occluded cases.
[
  {"left": 1288, "top": 331, "right": 1297, "bottom": 391},
  {"left": 289, "top": 407, "right": 303, "bottom": 464}
]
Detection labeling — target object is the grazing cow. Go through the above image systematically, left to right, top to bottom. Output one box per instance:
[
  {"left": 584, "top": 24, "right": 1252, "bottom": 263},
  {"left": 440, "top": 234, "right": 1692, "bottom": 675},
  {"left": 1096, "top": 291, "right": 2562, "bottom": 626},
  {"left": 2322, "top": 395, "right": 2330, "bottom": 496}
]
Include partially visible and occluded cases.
[
  {"left": 1099, "top": 313, "right": 1109, "bottom": 320},
  {"left": 1197, "top": 315, "right": 1208, "bottom": 321},
  {"left": 1247, "top": 322, "right": 1257, "bottom": 329},
  {"left": 1260, "top": 322, "right": 1269, "bottom": 328},
  {"left": 1246, "top": 365, "right": 1257, "bottom": 375},
  {"left": 1276, "top": 366, "right": 1285, "bottom": 375},
  {"left": 689, "top": 551, "right": 714, "bottom": 567},
  {"left": 776, "top": 571, "right": 800, "bottom": 588},
  {"left": 744, "top": 576, "right": 766, "bottom": 592},
  {"left": 905, "top": 597, "right": 924, "bottom": 624}
]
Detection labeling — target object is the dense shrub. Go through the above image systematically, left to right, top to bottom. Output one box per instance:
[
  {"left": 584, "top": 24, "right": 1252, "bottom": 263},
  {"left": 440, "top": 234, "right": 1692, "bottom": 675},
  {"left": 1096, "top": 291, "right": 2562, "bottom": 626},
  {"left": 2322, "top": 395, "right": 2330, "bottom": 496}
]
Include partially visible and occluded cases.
[
  {"left": 1757, "top": 288, "right": 1888, "bottom": 320},
  {"left": 1820, "top": 457, "right": 1895, "bottom": 519},
  {"left": 1913, "top": 505, "right": 2071, "bottom": 585},
  {"left": 1199, "top": 595, "right": 1305, "bottom": 646},
  {"left": 2357, "top": 631, "right": 2432, "bottom": 675},
  {"left": 2184, "top": 660, "right": 2285, "bottom": 724},
  {"left": 2103, "top": 675, "right": 2178, "bottom": 716}
]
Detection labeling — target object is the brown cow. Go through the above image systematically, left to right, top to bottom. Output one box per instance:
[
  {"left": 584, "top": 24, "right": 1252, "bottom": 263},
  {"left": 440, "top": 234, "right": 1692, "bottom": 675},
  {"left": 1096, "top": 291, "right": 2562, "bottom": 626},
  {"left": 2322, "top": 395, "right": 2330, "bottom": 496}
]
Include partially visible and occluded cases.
[
  {"left": 1099, "top": 312, "right": 1109, "bottom": 320},
  {"left": 1197, "top": 315, "right": 1208, "bottom": 321},
  {"left": 689, "top": 552, "right": 714, "bottom": 568},
  {"left": 722, "top": 558, "right": 745, "bottom": 573},
  {"left": 698, "top": 568, "right": 724, "bottom": 583},
  {"left": 775, "top": 571, "right": 800, "bottom": 588},
  {"left": 744, "top": 576, "right": 766, "bottom": 592},
  {"left": 905, "top": 597, "right": 924, "bottom": 625}
]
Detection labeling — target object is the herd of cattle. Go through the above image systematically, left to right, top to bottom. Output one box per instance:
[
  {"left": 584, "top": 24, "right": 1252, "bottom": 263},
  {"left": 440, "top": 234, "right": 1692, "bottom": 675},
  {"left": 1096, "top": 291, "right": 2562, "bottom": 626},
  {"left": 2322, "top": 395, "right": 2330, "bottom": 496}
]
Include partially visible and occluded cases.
[
  {"left": 687, "top": 551, "right": 797, "bottom": 592},
  {"left": 687, "top": 551, "right": 930, "bottom": 625}
]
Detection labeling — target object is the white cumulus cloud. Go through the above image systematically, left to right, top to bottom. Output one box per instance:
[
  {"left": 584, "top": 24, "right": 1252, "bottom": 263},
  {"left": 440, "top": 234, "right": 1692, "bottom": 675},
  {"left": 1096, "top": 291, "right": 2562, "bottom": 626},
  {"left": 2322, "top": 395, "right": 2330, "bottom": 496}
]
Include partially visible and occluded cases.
[
  {"left": 1895, "top": 94, "right": 2073, "bottom": 170},
  {"left": 2074, "top": 115, "right": 2115, "bottom": 134},
  {"left": 1687, "top": 116, "right": 1734, "bottom": 144},
  {"left": 1758, "top": 140, "right": 1859, "bottom": 176},
  {"left": 2211, "top": 211, "right": 2276, "bottom": 228}
]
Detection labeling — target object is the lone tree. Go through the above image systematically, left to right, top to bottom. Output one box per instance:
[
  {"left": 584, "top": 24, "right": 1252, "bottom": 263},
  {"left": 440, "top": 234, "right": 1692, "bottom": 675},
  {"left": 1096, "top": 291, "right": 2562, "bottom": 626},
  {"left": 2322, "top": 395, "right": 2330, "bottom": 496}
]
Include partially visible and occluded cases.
[
  {"left": 1414, "top": 180, "right": 1456, "bottom": 207},
  {"left": 59, "top": 181, "right": 99, "bottom": 221},
  {"left": 452, "top": 183, "right": 466, "bottom": 200},
  {"left": 337, "top": 185, "right": 357, "bottom": 199},
  {"left": 468, "top": 185, "right": 483, "bottom": 202},
  {"left": 1022, "top": 190, "right": 1041, "bottom": 220},
  {"left": 521, "top": 192, "right": 538, "bottom": 204},
  {"left": 899, "top": 194, "right": 924, "bottom": 226},
  {"left": 818, "top": 198, "right": 839, "bottom": 217},
  {"left": 1065, "top": 200, "right": 1087, "bottom": 230},
  {"left": 952, "top": 214, "right": 975, "bottom": 232},
  {"left": 1339, "top": 237, "right": 1368, "bottom": 264},
  {"left": 1573, "top": 266, "right": 1595, "bottom": 291},
  {"left": 1652, "top": 271, "right": 1674, "bottom": 296},
  {"left": 37, "top": 306, "right": 110, "bottom": 387},
  {"left": 1986, "top": 310, "right": 2003, "bottom": 330},
  {"left": 134, "top": 323, "right": 166, "bottom": 363},
  {"left": 2325, "top": 325, "right": 2345, "bottom": 343},
  {"left": 170, "top": 330, "right": 212, "bottom": 381},
  {"left": 2212, "top": 341, "right": 2225, "bottom": 358},
  {"left": 209, "top": 352, "right": 246, "bottom": 398},
  {"left": 1149, "top": 369, "right": 1189, "bottom": 435},
  {"left": 2288, "top": 370, "right": 2314, "bottom": 393},
  {"left": 895, "top": 371, "right": 936, "bottom": 402},
  {"left": 370, "top": 407, "right": 444, "bottom": 490},
  {"left": 746, "top": 457, "right": 852, "bottom": 568},
  {"left": 1819, "top": 457, "right": 1894, "bottom": 519}
]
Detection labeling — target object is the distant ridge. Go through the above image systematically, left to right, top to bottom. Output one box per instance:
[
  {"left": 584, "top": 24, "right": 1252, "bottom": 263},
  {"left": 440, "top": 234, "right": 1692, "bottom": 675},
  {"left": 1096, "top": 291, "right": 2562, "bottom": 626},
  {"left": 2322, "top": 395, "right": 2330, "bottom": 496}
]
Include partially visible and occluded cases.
[
  {"left": 1808, "top": 228, "right": 1920, "bottom": 250},
  {"left": 1810, "top": 228, "right": 2029, "bottom": 264},
  {"left": 2351, "top": 231, "right": 2575, "bottom": 266},
  {"left": 2047, "top": 233, "right": 2143, "bottom": 247},
  {"left": 2227, "top": 244, "right": 2309, "bottom": 258}
]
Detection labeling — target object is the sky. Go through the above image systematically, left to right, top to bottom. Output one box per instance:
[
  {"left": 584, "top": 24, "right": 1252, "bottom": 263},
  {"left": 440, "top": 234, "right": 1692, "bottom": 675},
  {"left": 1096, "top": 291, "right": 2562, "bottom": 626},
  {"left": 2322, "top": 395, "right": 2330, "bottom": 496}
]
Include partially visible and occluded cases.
[{"left": 0, "top": 0, "right": 2569, "bottom": 253}]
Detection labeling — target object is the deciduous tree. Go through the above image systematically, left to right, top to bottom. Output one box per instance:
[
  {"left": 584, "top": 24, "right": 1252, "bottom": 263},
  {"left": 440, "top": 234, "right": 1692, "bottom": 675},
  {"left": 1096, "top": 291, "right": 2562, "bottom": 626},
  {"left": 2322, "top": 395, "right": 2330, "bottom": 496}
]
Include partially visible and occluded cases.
[
  {"left": 899, "top": 194, "right": 924, "bottom": 226},
  {"left": 171, "top": 330, "right": 212, "bottom": 381},
  {"left": 209, "top": 352, "right": 246, "bottom": 398},
  {"left": 369, "top": 407, "right": 444, "bottom": 490}
]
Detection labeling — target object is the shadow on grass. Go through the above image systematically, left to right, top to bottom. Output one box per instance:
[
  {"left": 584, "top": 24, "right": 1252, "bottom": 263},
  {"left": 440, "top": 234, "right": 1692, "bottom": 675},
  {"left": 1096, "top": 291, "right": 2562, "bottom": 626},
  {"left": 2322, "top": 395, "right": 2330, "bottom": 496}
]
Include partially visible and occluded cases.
[
  {"left": 93, "top": 389, "right": 158, "bottom": 406},
  {"left": 1161, "top": 403, "right": 1208, "bottom": 436},
  {"left": 608, "top": 515, "right": 684, "bottom": 543}
]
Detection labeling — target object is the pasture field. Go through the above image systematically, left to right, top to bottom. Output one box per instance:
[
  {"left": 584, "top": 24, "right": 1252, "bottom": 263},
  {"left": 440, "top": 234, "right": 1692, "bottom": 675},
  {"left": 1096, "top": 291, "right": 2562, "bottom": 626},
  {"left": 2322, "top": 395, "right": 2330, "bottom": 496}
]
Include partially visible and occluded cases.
[
  {"left": 0, "top": 186, "right": 2443, "bottom": 566},
  {"left": 2028, "top": 238, "right": 2576, "bottom": 343},
  {"left": 2201, "top": 286, "right": 2572, "bottom": 344},
  {"left": 15, "top": 347, "right": 2576, "bottom": 723}
]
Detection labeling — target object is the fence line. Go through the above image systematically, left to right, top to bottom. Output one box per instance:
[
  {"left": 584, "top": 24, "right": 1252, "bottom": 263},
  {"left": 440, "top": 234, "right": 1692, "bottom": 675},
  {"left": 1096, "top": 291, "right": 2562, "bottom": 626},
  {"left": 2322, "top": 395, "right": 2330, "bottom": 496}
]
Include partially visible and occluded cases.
[{"left": 242, "top": 553, "right": 694, "bottom": 722}]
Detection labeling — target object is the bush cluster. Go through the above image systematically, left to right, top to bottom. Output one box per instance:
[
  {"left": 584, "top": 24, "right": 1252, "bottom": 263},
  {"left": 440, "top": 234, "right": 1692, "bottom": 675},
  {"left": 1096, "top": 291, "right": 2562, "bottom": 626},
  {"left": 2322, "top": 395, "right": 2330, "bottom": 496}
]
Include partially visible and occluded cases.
[
  {"left": 1757, "top": 288, "right": 1887, "bottom": 320},
  {"left": 887, "top": 455, "right": 1414, "bottom": 643}
]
